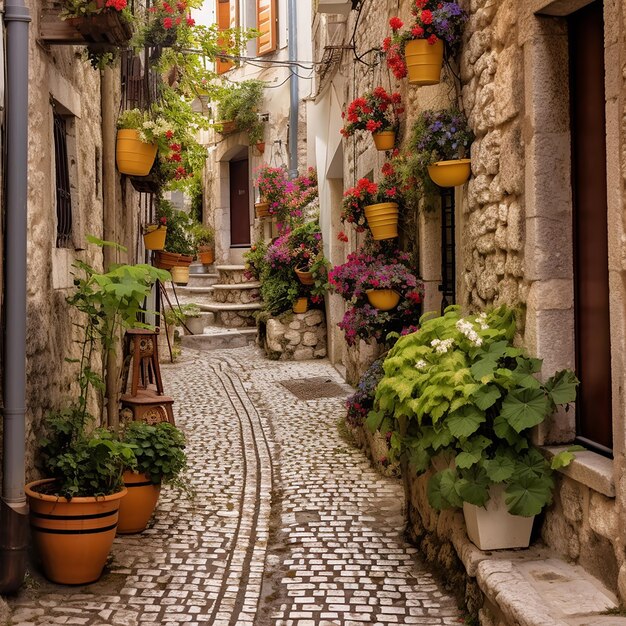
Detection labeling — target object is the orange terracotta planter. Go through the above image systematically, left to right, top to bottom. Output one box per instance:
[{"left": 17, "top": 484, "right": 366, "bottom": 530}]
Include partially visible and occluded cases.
[
  {"left": 405, "top": 38, "right": 444, "bottom": 86},
  {"left": 116, "top": 129, "right": 158, "bottom": 176},
  {"left": 198, "top": 247, "right": 215, "bottom": 265},
  {"left": 295, "top": 268, "right": 314, "bottom": 285},
  {"left": 367, "top": 289, "right": 401, "bottom": 311},
  {"left": 293, "top": 297, "right": 308, "bottom": 314},
  {"left": 116, "top": 472, "right": 161, "bottom": 535},
  {"left": 26, "top": 479, "right": 127, "bottom": 585}
]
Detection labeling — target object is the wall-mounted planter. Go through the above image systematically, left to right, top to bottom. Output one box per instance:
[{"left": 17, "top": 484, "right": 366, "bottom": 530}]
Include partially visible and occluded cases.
[
  {"left": 405, "top": 38, "right": 444, "bottom": 86},
  {"left": 217, "top": 120, "right": 237, "bottom": 135},
  {"left": 116, "top": 129, "right": 158, "bottom": 176},
  {"left": 372, "top": 130, "right": 396, "bottom": 151},
  {"left": 427, "top": 159, "right": 471, "bottom": 187},
  {"left": 255, "top": 201, "right": 270, "bottom": 218},
  {"left": 364, "top": 202, "right": 399, "bottom": 240},
  {"left": 143, "top": 226, "right": 167, "bottom": 251},
  {"left": 366, "top": 289, "right": 400, "bottom": 311}
]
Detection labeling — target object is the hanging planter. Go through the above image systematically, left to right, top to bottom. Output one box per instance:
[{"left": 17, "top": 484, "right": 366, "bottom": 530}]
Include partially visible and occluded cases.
[
  {"left": 405, "top": 38, "right": 444, "bottom": 86},
  {"left": 217, "top": 120, "right": 237, "bottom": 135},
  {"left": 116, "top": 129, "right": 158, "bottom": 176},
  {"left": 372, "top": 130, "right": 396, "bottom": 151},
  {"left": 255, "top": 141, "right": 265, "bottom": 155},
  {"left": 427, "top": 159, "right": 472, "bottom": 187},
  {"left": 255, "top": 201, "right": 271, "bottom": 218},
  {"left": 364, "top": 202, "right": 399, "bottom": 240},
  {"left": 143, "top": 226, "right": 167, "bottom": 251},
  {"left": 153, "top": 250, "right": 181, "bottom": 270},
  {"left": 171, "top": 266, "right": 190, "bottom": 285},
  {"left": 295, "top": 267, "right": 314, "bottom": 285},
  {"left": 366, "top": 289, "right": 400, "bottom": 311},
  {"left": 293, "top": 297, "right": 308, "bottom": 314},
  {"left": 117, "top": 472, "right": 161, "bottom": 535},
  {"left": 26, "top": 479, "right": 127, "bottom": 585},
  {"left": 463, "top": 486, "right": 534, "bottom": 550}
]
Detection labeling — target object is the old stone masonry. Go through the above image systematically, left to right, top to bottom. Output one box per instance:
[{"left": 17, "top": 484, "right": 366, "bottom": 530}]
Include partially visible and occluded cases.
[{"left": 7, "top": 347, "right": 461, "bottom": 626}]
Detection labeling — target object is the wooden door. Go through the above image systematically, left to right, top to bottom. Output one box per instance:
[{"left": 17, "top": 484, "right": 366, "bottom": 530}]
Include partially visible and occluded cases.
[
  {"left": 569, "top": 1, "right": 612, "bottom": 453},
  {"left": 230, "top": 158, "right": 251, "bottom": 247}
]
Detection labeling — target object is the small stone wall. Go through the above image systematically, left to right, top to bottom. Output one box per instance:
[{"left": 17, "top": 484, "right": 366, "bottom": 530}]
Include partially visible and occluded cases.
[
  {"left": 212, "top": 286, "right": 260, "bottom": 304},
  {"left": 218, "top": 309, "right": 257, "bottom": 328},
  {"left": 263, "top": 309, "right": 327, "bottom": 361},
  {"left": 348, "top": 421, "right": 399, "bottom": 478}
]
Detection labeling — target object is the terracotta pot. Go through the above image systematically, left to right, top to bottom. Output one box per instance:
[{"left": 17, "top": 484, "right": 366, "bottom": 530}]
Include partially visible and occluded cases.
[
  {"left": 405, "top": 38, "right": 444, "bottom": 86},
  {"left": 218, "top": 120, "right": 237, "bottom": 134},
  {"left": 116, "top": 129, "right": 158, "bottom": 176},
  {"left": 372, "top": 130, "right": 396, "bottom": 151},
  {"left": 255, "top": 141, "right": 266, "bottom": 154},
  {"left": 427, "top": 159, "right": 472, "bottom": 187},
  {"left": 255, "top": 201, "right": 270, "bottom": 218},
  {"left": 364, "top": 202, "right": 399, "bottom": 240},
  {"left": 143, "top": 227, "right": 167, "bottom": 251},
  {"left": 197, "top": 247, "right": 214, "bottom": 265},
  {"left": 153, "top": 250, "right": 181, "bottom": 270},
  {"left": 171, "top": 266, "right": 190, "bottom": 285},
  {"left": 295, "top": 268, "right": 314, "bottom": 285},
  {"left": 366, "top": 289, "right": 401, "bottom": 311},
  {"left": 293, "top": 297, "right": 308, "bottom": 314},
  {"left": 116, "top": 472, "right": 161, "bottom": 535},
  {"left": 26, "top": 478, "right": 127, "bottom": 585}
]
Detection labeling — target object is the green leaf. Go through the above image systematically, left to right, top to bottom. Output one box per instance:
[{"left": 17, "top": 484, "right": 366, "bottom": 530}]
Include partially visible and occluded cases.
[
  {"left": 544, "top": 370, "right": 580, "bottom": 406},
  {"left": 473, "top": 385, "right": 502, "bottom": 411},
  {"left": 500, "top": 388, "right": 550, "bottom": 433},
  {"left": 446, "top": 406, "right": 486, "bottom": 439},
  {"left": 365, "top": 410, "right": 385, "bottom": 433},
  {"left": 493, "top": 414, "right": 522, "bottom": 445},
  {"left": 408, "top": 445, "right": 430, "bottom": 474},
  {"left": 516, "top": 448, "right": 550, "bottom": 479},
  {"left": 551, "top": 450, "right": 575, "bottom": 469},
  {"left": 483, "top": 456, "right": 515, "bottom": 483},
  {"left": 456, "top": 466, "right": 490, "bottom": 506},
  {"left": 427, "top": 469, "right": 463, "bottom": 510},
  {"left": 505, "top": 473, "right": 554, "bottom": 516}
]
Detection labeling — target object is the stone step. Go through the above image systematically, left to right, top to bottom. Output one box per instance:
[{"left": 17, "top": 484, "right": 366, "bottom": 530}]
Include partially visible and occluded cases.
[
  {"left": 215, "top": 264, "right": 249, "bottom": 285},
  {"left": 187, "top": 272, "right": 219, "bottom": 288},
  {"left": 211, "top": 282, "right": 261, "bottom": 305},
  {"left": 211, "top": 282, "right": 261, "bottom": 290},
  {"left": 165, "top": 286, "right": 214, "bottom": 307},
  {"left": 199, "top": 302, "right": 262, "bottom": 328},
  {"left": 181, "top": 328, "right": 258, "bottom": 351}
]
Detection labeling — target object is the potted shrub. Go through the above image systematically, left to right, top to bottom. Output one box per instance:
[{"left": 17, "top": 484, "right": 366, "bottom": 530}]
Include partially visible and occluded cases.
[
  {"left": 133, "top": 0, "right": 196, "bottom": 48},
  {"left": 383, "top": 1, "right": 467, "bottom": 85},
  {"left": 215, "top": 80, "right": 265, "bottom": 144},
  {"left": 340, "top": 87, "right": 403, "bottom": 151},
  {"left": 409, "top": 109, "right": 474, "bottom": 188},
  {"left": 341, "top": 162, "right": 403, "bottom": 240},
  {"left": 254, "top": 164, "right": 288, "bottom": 218},
  {"left": 154, "top": 200, "right": 196, "bottom": 283},
  {"left": 289, "top": 221, "right": 324, "bottom": 285},
  {"left": 191, "top": 222, "right": 215, "bottom": 265},
  {"left": 26, "top": 238, "right": 168, "bottom": 584},
  {"left": 328, "top": 241, "right": 423, "bottom": 346},
  {"left": 371, "top": 306, "right": 579, "bottom": 550},
  {"left": 117, "top": 421, "right": 188, "bottom": 534}
]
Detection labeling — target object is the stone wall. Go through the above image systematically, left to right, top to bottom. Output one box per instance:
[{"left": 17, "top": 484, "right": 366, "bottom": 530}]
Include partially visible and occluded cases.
[{"left": 263, "top": 309, "right": 327, "bottom": 361}]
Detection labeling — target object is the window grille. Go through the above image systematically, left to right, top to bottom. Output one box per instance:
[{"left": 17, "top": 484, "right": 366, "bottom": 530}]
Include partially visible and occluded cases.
[{"left": 53, "top": 112, "right": 73, "bottom": 249}]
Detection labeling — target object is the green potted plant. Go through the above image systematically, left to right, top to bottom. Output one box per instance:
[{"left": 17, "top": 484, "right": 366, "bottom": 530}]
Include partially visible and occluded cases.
[
  {"left": 215, "top": 79, "right": 265, "bottom": 147},
  {"left": 191, "top": 222, "right": 215, "bottom": 265},
  {"left": 26, "top": 237, "right": 168, "bottom": 584},
  {"left": 370, "top": 305, "right": 579, "bottom": 550},
  {"left": 117, "top": 421, "right": 188, "bottom": 534}
]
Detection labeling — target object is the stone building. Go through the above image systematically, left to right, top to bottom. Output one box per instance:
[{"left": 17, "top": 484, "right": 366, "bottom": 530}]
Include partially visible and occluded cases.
[
  {"left": 204, "top": 0, "right": 313, "bottom": 265},
  {"left": 310, "top": 0, "right": 626, "bottom": 616}
]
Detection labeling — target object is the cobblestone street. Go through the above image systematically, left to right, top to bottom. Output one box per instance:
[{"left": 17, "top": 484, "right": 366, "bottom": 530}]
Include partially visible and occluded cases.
[{"left": 8, "top": 346, "right": 462, "bottom": 626}]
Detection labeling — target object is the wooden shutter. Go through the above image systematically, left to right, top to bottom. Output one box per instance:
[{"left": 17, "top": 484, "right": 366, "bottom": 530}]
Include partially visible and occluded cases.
[
  {"left": 216, "top": 0, "right": 237, "bottom": 75},
  {"left": 257, "top": 0, "right": 277, "bottom": 56}
]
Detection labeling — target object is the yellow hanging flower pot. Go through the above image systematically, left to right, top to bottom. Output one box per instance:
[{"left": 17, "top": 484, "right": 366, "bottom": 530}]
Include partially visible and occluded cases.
[
  {"left": 405, "top": 38, "right": 444, "bottom": 86},
  {"left": 116, "top": 129, "right": 158, "bottom": 176},
  {"left": 372, "top": 130, "right": 396, "bottom": 151},
  {"left": 427, "top": 159, "right": 472, "bottom": 187},
  {"left": 364, "top": 202, "right": 399, "bottom": 240},
  {"left": 143, "top": 226, "right": 167, "bottom": 251},
  {"left": 366, "top": 289, "right": 401, "bottom": 311},
  {"left": 293, "top": 297, "right": 308, "bottom": 314}
]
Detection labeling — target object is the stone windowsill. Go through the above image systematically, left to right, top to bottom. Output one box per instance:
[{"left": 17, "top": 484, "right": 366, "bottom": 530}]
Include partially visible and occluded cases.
[{"left": 540, "top": 445, "right": 615, "bottom": 498}]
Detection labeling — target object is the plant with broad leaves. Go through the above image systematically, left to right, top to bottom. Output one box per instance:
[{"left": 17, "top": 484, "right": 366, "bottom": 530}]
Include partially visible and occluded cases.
[{"left": 369, "top": 305, "right": 580, "bottom": 517}]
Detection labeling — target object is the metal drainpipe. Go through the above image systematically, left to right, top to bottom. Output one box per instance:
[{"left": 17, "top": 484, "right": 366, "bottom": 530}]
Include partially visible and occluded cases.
[
  {"left": 0, "top": 0, "right": 31, "bottom": 594},
  {"left": 287, "top": 0, "right": 298, "bottom": 179}
]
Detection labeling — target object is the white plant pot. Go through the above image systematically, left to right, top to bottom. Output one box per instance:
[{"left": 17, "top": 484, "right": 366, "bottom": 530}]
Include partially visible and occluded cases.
[
  {"left": 184, "top": 316, "right": 205, "bottom": 335},
  {"left": 463, "top": 485, "right": 534, "bottom": 550}
]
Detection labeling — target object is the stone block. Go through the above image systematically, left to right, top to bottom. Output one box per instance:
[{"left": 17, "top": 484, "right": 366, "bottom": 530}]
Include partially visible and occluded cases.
[
  {"left": 494, "top": 46, "right": 523, "bottom": 125},
  {"left": 499, "top": 126, "right": 524, "bottom": 196},
  {"left": 477, "top": 131, "right": 501, "bottom": 176},
  {"left": 524, "top": 215, "right": 573, "bottom": 281},
  {"left": 526, "top": 278, "right": 573, "bottom": 311},
  {"left": 304, "top": 310, "right": 324, "bottom": 326},
  {"left": 289, "top": 320, "right": 302, "bottom": 330},
  {"left": 284, "top": 330, "right": 302, "bottom": 346},
  {"left": 302, "top": 331, "right": 318, "bottom": 347},
  {"left": 293, "top": 347, "right": 314, "bottom": 361},
  {"left": 314, "top": 347, "right": 327, "bottom": 358},
  {"left": 559, "top": 479, "right": 584, "bottom": 524},
  {"left": 589, "top": 491, "right": 618, "bottom": 541}
]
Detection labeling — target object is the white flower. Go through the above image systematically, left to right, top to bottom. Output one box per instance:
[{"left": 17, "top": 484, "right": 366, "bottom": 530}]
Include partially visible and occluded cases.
[
  {"left": 476, "top": 312, "right": 489, "bottom": 330},
  {"left": 456, "top": 319, "right": 483, "bottom": 347},
  {"left": 431, "top": 338, "right": 454, "bottom": 354},
  {"left": 415, "top": 359, "right": 427, "bottom": 370}
]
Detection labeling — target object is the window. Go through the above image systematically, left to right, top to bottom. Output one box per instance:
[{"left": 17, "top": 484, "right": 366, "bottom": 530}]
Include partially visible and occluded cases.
[
  {"left": 216, "top": 0, "right": 238, "bottom": 75},
  {"left": 256, "top": 0, "right": 277, "bottom": 56},
  {"left": 53, "top": 111, "right": 73, "bottom": 249}
]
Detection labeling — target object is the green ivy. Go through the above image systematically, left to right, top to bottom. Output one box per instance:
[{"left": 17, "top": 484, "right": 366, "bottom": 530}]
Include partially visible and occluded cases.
[{"left": 371, "top": 306, "right": 580, "bottom": 517}]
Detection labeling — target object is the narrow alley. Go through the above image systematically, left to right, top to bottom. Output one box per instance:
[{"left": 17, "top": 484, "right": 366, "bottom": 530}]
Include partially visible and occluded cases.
[{"left": 7, "top": 346, "right": 462, "bottom": 626}]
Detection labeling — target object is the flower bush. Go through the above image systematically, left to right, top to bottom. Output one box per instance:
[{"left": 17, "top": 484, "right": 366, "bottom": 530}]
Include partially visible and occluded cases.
[
  {"left": 62, "top": 0, "right": 131, "bottom": 20},
  {"left": 135, "top": 0, "right": 198, "bottom": 47},
  {"left": 383, "top": 1, "right": 468, "bottom": 80},
  {"left": 215, "top": 80, "right": 265, "bottom": 145},
  {"left": 340, "top": 88, "right": 403, "bottom": 138},
  {"left": 255, "top": 165, "right": 289, "bottom": 214},
  {"left": 282, "top": 167, "right": 319, "bottom": 227},
  {"left": 289, "top": 221, "right": 323, "bottom": 271},
  {"left": 243, "top": 240, "right": 268, "bottom": 281},
  {"left": 329, "top": 241, "right": 423, "bottom": 346},
  {"left": 370, "top": 306, "right": 579, "bottom": 517},
  {"left": 346, "top": 360, "right": 385, "bottom": 427}
]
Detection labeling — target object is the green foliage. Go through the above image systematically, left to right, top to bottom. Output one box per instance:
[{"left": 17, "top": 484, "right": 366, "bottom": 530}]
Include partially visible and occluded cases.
[
  {"left": 215, "top": 80, "right": 265, "bottom": 144},
  {"left": 156, "top": 199, "right": 197, "bottom": 256},
  {"left": 243, "top": 240, "right": 268, "bottom": 282},
  {"left": 260, "top": 272, "right": 300, "bottom": 316},
  {"left": 373, "top": 306, "right": 579, "bottom": 517},
  {"left": 121, "top": 421, "right": 188, "bottom": 488}
]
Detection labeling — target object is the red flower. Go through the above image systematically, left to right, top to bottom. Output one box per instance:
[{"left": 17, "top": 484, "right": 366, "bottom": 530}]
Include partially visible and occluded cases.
[
  {"left": 105, "top": 0, "right": 126, "bottom": 10},
  {"left": 176, "top": 1, "right": 186, "bottom": 10},
  {"left": 162, "top": 2, "right": 173, "bottom": 12},
  {"left": 421, "top": 9, "right": 433, "bottom": 24},
  {"left": 163, "top": 16, "right": 173, "bottom": 28},
  {"left": 186, "top": 16, "right": 195, "bottom": 26},
  {"left": 389, "top": 16, "right": 404, "bottom": 31},
  {"left": 412, "top": 26, "right": 424, "bottom": 37},
  {"left": 427, "top": 34, "right": 438, "bottom": 45},
  {"left": 382, "top": 36, "right": 392, "bottom": 51},
  {"left": 366, "top": 120, "right": 382, "bottom": 132},
  {"left": 165, "top": 130, "right": 174, "bottom": 139},
  {"left": 169, "top": 143, "right": 181, "bottom": 152},
  {"left": 169, "top": 152, "right": 182, "bottom": 162},
  {"left": 175, "top": 166, "right": 187, "bottom": 179},
  {"left": 159, "top": 216, "right": 167, "bottom": 225},
  {"left": 337, "top": 231, "right": 349, "bottom": 242}
]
